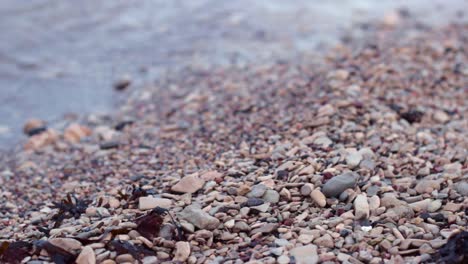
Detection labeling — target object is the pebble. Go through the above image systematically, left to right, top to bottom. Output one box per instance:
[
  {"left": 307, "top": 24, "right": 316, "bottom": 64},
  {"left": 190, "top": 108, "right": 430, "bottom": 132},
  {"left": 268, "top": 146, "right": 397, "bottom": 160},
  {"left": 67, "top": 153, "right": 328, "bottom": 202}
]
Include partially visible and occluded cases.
[
  {"left": 113, "top": 74, "right": 132, "bottom": 91},
  {"left": 23, "top": 119, "right": 46, "bottom": 136},
  {"left": 64, "top": 123, "right": 92, "bottom": 143},
  {"left": 345, "top": 149, "right": 363, "bottom": 168},
  {"left": 322, "top": 172, "right": 359, "bottom": 197},
  {"left": 171, "top": 174, "right": 206, "bottom": 193},
  {"left": 415, "top": 180, "right": 440, "bottom": 194},
  {"left": 455, "top": 181, "right": 468, "bottom": 196},
  {"left": 300, "top": 183, "right": 314, "bottom": 196},
  {"left": 247, "top": 184, "right": 267, "bottom": 198},
  {"left": 262, "top": 189, "right": 280, "bottom": 203},
  {"left": 310, "top": 189, "right": 326, "bottom": 207},
  {"left": 354, "top": 194, "right": 369, "bottom": 219},
  {"left": 138, "top": 196, "right": 172, "bottom": 210},
  {"left": 409, "top": 199, "right": 432, "bottom": 212},
  {"left": 427, "top": 200, "right": 442, "bottom": 212},
  {"left": 250, "top": 202, "right": 271, "bottom": 213},
  {"left": 178, "top": 205, "right": 220, "bottom": 230},
  {"left": 233, "top": 221, "right": 251, "bottom": 232},
  {"left": 251, "top": 223, "right": 278, "bottom": 235},
  {"left": 314, "top": 234, "right": 334, "bottom": 248},
  {"left": 48, "top": 238, "right": 82, "bottom": 252},
  {"left": 173, "top": 241, "right": 191, "bottom": 262},
  {"left": 290, "top": 245, "right": 318, "bottom": 264},
  {"left": 76, "top": 246, "right": 96, "bottom": 264},
  {"left": 115, "top": 254, "right": 134, "bottom": 263},
  {"left": 277, "top": 255, "right": 290, "bottom": 264}
]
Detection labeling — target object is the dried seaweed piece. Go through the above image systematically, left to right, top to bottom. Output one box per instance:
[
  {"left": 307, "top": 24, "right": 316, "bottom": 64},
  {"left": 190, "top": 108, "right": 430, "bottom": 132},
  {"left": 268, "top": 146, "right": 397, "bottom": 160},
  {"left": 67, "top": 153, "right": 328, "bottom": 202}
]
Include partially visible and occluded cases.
[
  {"left": 399, "top": 109, "right": 424, "bottom": 123},
  {"left": 114, "top": 120, "right": 134, "bottom": 131},
  {"left": 26, "top": 126, "right": 47, "bottom": 137},
  {"left": 100, "top": 141, "right": 120, "bottom": 150},
  {"left": 118, "top": 185, "right": 148, "bottom": 202},
  {"left": 129, "top": 186, "right": 148, "bottom": 201},
  {"left": 51, "top": 194, "right": 89, "bottom": 228},
  {"left": 136, "top": 207, "right": 184, "bottom": 241},
  {"left": 135, "top": 209, "right": 164, "bottom": 240},
  {"left": 438, "top": 231, "right": 468, "bottom": 264},
  {"left": 108, "top": 240, "right": 154, "bottom": 263},
  {"left": 0, "top": 241, "right": 33, "bottom": 264},
  {"left": 34, "top": 241, "right": 76, "bottom": 264}
]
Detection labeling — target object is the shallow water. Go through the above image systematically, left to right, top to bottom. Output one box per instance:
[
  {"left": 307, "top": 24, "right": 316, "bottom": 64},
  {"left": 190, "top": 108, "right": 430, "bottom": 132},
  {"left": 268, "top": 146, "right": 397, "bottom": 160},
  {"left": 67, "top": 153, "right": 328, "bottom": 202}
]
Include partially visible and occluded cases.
[{"left": 0, "top": 0, "right": 466, "bottom": 149}]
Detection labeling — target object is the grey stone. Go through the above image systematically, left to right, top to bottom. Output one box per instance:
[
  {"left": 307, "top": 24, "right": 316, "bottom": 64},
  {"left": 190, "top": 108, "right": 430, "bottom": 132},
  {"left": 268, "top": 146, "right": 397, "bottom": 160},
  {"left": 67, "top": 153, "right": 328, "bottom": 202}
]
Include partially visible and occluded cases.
[
  {"left": 322, "top": 172, "right": 359, "bottom": 197},
  {"left": 455, "top": 181, "right": 468, "bottom": 196},
  {"left": 247, "top": 184, "right": 267, "bottom": 198},
  {"left": 262, "top": 190, "right": 280, "bottom": 203},
  {"left": 178, "top": 205, "right": 220, "bottom": 230},
  {"left": 290, "top": 245, "right": 318, "bottom": 264}
]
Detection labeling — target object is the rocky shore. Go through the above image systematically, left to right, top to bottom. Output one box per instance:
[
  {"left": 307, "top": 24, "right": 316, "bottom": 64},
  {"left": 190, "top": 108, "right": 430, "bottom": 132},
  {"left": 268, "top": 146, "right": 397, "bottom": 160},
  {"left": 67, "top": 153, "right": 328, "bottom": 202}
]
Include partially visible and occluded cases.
[{"left": 1, "top": 21, "right": 467, "bottom": 264}]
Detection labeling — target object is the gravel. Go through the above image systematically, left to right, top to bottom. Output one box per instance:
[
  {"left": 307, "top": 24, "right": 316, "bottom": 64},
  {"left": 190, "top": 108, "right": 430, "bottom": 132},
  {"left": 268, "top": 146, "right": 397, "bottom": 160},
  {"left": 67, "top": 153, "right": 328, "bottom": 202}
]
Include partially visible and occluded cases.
[{"left": 0, "top": 20, "right": 467, "bottom": 264}]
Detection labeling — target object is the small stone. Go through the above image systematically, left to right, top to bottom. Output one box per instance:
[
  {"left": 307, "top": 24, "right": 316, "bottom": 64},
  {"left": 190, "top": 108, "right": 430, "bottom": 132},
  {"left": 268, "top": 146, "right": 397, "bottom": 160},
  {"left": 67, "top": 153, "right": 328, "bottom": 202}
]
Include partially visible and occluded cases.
[
  {"left": 382, "top": 10, "right": 401, "bottom": 27},
  {"left": 114, "top": 75, "right": 132, "bottom": 91},
  {"left": 433, "top": 110, "right": 449, "bottom": 123},
  {"left": 23, "top": 119, "right": 46, "bottom": 136},
  {"left": 64, "top": 123, "right": 92, "bottom": 143},
  {"left": 24, "top": 129, "right": 58, "bottom": 150},
  {"left": 313, "top": 136, "right": 333, "bottom": 148},
  {"left": 345, "top": 149, "right": 363, "bottom": 168},
  {"left": 200, "top": 171, "right": 222, "bottom": 181},
  {"left": 322, "top": 172, "right": 359, "bottom": 197},
  {"left": 171, "top": 174, "right": 205, "bottom": 193},
  {"left": 415, "top": 180, "right": 440, "bottom": 194},
  {"left": 455, "top": 181, "right": 468, "bottom": 196},
  {"left": 247, "top": 184, "right": 267, "bottom": 198},
  {"left": 300, "top": 184, "right": 314, "bottom": 196},
  {"left": 310, "top": 189, "right": 326, "bottom": 207},
  {"left": 262, "top": 190, "right": 280, "bottom": 203},
  {"left": 354, "top": 194, "right": 370, "bottom": 219},
  {"left": 369, "top": 195, "right": 380, "bottom": 211},
  {"left": 139, "top": 196, "right": 172, "bottom": 210},
  {"left": 108, "top": 197, "right": 120, "bottom": 209},
  {"left": 242, "top": 197, "right": 264, "bottom": 207},
  {"left": 409, "top": 199, "right": 432, "bottom": 212},
  {"left": 427, "top": 200, "right": 442, "bottom": 213},
  {"left": 250, "top": 202, "right": 271, "bottom": 213},
  {"left": 443, "top": 202, "right": 462, "bottom": 212},
  {"left": 178, "top": 205, "right": 220, "bottom": 230},
  {"left": 225, "top": 219, "right": 235, "bottom": 229},
  {"left": 233, "top": 221, "right": 251, "bottom": 232},
  {"left": 250, "top": 223, "right": 278, "bottom": 235},
  {"left": 297, "top": 234, "right": 314, "bottom": 244},
  {"left": 314, "top": 234, "right": 334, "bottom": 248},
  {"left": 48, "top": 238, "right": 82, "bottom": 252},
  {"left": 275, "top": 239, "right": 291, "bottom": 247},
  {"left": 173, "top": 241, "right": 190, "bottom": 262},
  {"left": 290, "top": 245, "right": 318, "bottom": 264},
  {"left": 76, "top": 246, "right": 96, "bottom": 264},
  {"left": 116, "top": 254, "right": 134, "bottom": 263},
  {"left": 277, "top": 255, "right": 290, "bottom": 264},
  {"left": 142, "top": 256, "right": 158, "bottom": 264}
]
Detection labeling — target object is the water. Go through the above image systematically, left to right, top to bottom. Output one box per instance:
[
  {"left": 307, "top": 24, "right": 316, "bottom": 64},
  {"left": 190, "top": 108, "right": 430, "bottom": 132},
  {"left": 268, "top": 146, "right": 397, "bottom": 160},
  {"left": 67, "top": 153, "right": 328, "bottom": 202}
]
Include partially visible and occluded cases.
[{"left": 0, "top": 0, "right": 466, "bottom": 150}]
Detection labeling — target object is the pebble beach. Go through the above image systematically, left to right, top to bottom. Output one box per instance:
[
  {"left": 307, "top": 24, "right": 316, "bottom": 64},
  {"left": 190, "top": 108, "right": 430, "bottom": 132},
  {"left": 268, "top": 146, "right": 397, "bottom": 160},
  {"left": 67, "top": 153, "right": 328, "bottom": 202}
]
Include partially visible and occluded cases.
[{"left": 1, "top": 6, "right": 467, "bottom": 264}]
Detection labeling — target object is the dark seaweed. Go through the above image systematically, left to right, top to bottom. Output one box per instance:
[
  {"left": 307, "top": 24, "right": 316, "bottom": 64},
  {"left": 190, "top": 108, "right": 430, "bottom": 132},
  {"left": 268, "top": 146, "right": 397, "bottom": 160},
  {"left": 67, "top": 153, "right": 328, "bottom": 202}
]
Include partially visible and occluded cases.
[
  {"left": 399, "top": 109, "right": 424, "bottom": 123},
  {"left": 51, "top": 194, "right": 89, "bottom": 228},
  {"left": 136, "top": 207, "right": 184, "bottom": 241},
  {"left": 437, "top": 231, "right": 468, "bottom": 264},
  {"left": 0, "top": 241, "right": 33, "bottom": 264},
  {"left": 35, "top": 241, "right": 76, "bottom": 264}
]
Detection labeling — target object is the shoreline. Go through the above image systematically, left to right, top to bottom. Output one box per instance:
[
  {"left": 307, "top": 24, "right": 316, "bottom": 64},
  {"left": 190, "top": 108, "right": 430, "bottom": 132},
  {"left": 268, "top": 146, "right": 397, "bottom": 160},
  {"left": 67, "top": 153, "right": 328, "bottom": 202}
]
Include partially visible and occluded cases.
[{"left": 1, "top": 19, "right": 467, "bottom": 264}]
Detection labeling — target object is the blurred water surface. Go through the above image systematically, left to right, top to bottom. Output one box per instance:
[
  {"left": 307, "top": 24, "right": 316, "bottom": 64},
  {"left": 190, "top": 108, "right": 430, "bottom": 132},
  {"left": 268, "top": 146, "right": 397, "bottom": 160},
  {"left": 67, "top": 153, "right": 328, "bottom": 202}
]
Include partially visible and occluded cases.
[{"left": 0, "top": 0, "right": 466, "bottom": 149}]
